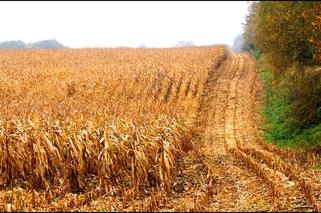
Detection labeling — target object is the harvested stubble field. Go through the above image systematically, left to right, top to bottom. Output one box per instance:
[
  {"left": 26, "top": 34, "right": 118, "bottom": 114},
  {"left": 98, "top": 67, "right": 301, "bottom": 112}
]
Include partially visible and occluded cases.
[{"left": 0, "top": 46, "right": 320, "bottom": 212}]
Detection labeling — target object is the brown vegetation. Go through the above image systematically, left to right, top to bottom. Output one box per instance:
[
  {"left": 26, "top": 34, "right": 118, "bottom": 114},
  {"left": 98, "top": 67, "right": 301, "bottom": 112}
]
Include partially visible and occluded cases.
[{"left": 0, "top": 46, "right": 320, "bottom": 211}]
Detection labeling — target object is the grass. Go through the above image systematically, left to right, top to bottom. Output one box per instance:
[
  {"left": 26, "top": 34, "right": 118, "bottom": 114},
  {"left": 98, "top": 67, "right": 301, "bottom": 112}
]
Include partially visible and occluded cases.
[
  {"left": 259, "top": 57, "right": 321, "bottom": 148},
  {"left": 277, "top": 123, "right": 321, "bottom": 148}
]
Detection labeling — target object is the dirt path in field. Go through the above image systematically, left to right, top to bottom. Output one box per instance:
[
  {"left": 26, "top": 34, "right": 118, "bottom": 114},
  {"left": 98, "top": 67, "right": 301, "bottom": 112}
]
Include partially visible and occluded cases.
[{"left": 158, "top": 52, "right": 321, "bottom": 212}]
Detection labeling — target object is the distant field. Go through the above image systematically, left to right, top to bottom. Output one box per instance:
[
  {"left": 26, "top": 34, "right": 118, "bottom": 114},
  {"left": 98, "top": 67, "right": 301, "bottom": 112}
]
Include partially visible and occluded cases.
[{"left": 0, "top": 47, "right": 226, "bottom": 119}]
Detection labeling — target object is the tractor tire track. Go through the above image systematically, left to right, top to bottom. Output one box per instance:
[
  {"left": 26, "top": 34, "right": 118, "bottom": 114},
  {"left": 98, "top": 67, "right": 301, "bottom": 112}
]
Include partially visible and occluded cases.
[
  {"left": 199, "top": 54, "right": 274, "bottom": 211},
  {"left": 228, "top": 54, "right": 318, "bottom": 211}
]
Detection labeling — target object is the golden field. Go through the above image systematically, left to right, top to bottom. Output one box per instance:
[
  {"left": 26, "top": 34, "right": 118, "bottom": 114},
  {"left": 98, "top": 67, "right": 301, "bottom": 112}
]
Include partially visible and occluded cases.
[
  {"left": 0, "top": 46, "right": 228, "bottom": 211},
  {"left": 0, "top": 46, "right": 320, "bottom": 212}
]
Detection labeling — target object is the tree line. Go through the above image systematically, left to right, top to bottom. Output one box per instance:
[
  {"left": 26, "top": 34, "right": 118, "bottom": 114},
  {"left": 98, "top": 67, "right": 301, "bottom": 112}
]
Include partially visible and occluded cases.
[
  {"left": 242, "top": 1, "right": 321, "bottom": 147},
  {"left": 0, "top": 39, "right": 66, "bottom": 49}
]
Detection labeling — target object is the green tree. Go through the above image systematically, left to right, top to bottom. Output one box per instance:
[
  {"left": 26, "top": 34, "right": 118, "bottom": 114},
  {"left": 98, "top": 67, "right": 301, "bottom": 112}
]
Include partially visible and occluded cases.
[{"left": 242, "top": 2, "right": 259, "bottom": 57}]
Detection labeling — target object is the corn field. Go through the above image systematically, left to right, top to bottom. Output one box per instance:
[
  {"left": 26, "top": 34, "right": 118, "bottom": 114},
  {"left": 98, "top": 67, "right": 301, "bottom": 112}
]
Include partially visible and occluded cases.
[
  {"left": 0, "top": 46, "right": 320, "bottom": 212},
  {"left": 0, "top": 46, "right": 228, "bottom": 211}
]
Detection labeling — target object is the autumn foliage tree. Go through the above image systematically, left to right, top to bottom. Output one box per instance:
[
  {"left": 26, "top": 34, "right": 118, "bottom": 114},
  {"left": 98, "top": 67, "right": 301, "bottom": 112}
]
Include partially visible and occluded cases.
[
  {"left": 243, "top": 1, "right": 321, "bottom": 146},
  {"left": 254, "top": 1, "right": 321, "bottom": 76},
  {"left": 242, "top": 2, "right": 259, "bottom": 57}
]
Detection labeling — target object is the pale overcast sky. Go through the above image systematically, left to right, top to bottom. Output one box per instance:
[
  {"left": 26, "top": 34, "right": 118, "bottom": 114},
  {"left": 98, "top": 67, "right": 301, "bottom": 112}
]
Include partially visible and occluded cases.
[{"left": 0, "top": 1, "right": 250, "bottom": 48}]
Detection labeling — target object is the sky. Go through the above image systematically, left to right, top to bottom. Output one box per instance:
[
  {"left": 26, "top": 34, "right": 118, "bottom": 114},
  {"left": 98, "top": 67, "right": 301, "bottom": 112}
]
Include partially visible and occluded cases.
[{"left": 0, "top": 1, "right": 250, "bottom": 48}]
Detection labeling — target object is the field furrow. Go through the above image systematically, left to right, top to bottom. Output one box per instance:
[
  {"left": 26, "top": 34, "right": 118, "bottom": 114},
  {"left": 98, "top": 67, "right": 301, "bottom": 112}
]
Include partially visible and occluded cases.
[{"left": 0, "top": 46, "right": 319, "bottom": 211}]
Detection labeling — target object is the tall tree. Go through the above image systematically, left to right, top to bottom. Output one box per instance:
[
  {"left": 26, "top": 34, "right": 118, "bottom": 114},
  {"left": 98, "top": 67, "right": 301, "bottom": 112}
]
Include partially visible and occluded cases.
[
  {"left": 243, "top": 1, "right": 321, "bottom": 143},
  {"left": 254, "top": 1, "right": 321, "bottom": 76},
  {"left": 242, "top": 2, "right": 259, "bottom": 56}
]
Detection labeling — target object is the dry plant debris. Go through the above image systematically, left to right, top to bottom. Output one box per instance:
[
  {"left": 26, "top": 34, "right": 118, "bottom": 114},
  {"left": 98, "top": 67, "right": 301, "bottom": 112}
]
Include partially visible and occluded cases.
[{"left": 0, "top": 46, "right": 319, "bottom": 211}]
